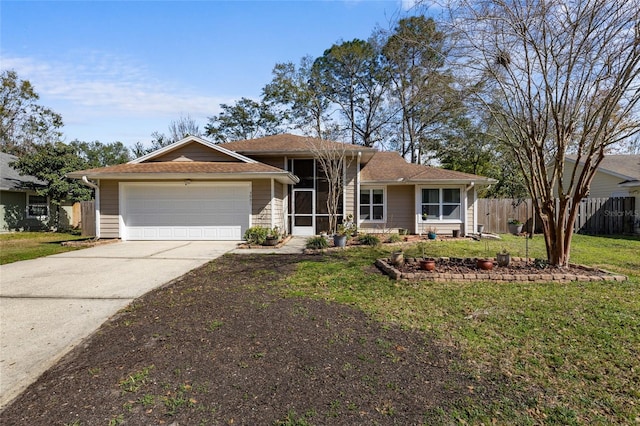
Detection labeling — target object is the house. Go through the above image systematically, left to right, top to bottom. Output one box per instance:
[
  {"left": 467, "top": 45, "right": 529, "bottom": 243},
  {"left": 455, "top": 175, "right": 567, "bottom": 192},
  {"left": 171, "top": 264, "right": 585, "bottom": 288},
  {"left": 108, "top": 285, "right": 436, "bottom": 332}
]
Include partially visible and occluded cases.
[
  {"left": 67, "top": 134, "right": 496, "bottom": 241},
  {"left": 1, "top": 152, "right": 50, "bottom": 231},
  {"left": 563, "top": 154, "right": 640, "bottom": 234},
  {"left": 564, "top": 154, "right": 640, "bottom": 201}
]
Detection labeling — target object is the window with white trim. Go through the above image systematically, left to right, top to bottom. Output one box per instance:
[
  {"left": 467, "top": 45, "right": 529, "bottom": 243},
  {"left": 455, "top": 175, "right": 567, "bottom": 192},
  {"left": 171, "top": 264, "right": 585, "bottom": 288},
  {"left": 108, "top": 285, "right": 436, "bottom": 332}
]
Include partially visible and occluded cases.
[
  {"left": 359, "top": 188, "right": 384, "bottom": 221},
  {"left": 420, "top": 188, "right": 461, "bottom": 221},
  {"left": 27, "top": 194, "right": 48, "bottom": 219}
]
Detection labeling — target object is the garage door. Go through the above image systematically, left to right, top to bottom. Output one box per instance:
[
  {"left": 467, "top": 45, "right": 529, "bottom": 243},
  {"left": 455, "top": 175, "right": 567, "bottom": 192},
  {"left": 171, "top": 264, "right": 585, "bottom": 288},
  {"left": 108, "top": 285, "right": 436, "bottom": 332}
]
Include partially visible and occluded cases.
[{"left": 121, "top": 182, "right": 250, "bottom": 241}]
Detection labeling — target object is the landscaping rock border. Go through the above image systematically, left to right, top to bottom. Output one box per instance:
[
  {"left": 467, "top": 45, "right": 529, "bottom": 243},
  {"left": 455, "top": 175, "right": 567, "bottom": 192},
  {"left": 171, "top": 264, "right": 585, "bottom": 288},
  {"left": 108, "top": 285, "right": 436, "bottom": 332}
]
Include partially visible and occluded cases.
[{"left": 376, "top": 257, "right": 627, "bottom": 283}]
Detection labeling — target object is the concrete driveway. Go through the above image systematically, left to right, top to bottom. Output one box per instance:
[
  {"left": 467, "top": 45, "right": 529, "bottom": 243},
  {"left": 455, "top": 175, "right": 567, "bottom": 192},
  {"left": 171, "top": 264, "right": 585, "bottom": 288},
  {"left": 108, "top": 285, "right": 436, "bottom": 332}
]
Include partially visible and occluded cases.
[{"left": 0, "top": 240, "right": 236, "bottom": 409}]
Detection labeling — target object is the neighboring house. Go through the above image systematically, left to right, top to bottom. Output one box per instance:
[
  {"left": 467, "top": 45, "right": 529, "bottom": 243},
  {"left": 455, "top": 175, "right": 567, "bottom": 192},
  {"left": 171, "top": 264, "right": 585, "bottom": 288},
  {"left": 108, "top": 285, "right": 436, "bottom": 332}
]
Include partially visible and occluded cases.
[
  {"left": 68, "top": 134, "right": 496, "bottom": 241},
  {"left": 0, "top": 152, "right": 50, "bottom": 231},
  {"left": 564, "top": 154, "right": 640, "bottom": 204}
]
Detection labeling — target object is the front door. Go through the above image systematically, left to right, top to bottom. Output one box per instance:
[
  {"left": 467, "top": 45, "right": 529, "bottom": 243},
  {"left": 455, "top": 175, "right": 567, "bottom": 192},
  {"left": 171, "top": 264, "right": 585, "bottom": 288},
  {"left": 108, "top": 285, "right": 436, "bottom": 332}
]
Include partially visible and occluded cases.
[{"left": 292, "top": 189, "right": 315, "bottom": 236}]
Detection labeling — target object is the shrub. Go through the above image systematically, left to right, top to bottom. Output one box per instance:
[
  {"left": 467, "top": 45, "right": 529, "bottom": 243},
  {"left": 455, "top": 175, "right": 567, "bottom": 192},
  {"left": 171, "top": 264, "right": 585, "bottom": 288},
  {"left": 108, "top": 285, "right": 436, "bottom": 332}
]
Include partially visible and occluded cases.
[
  {"left": 244, "top": 226, "right": 269, "bottom": 245},
  {"left": 387, "top": 233, "right": 402, "bottom": 243},
  {"left": 359, "top": 234, "right": 381, "bottom": 247},
  {"left": 306, "top": 236, "right": 329, "bottom": 250}
]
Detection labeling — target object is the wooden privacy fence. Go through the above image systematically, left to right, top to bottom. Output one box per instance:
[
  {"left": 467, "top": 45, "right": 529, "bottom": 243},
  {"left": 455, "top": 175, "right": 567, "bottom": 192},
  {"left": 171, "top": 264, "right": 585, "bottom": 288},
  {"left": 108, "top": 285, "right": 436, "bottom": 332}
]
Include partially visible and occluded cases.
[
  {"left": 477, "top": 197, "right": 636, "bottom": 235},
  {"left": 476, "top": 198, "right": 532, "bottom": 234},
  {"left": 80, "top": 200, "right": 96, "bottom": 237}
]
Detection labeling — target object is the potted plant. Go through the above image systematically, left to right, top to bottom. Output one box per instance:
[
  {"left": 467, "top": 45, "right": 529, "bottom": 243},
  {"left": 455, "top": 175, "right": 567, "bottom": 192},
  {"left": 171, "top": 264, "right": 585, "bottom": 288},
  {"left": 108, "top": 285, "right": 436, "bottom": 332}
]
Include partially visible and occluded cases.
[
  {"left": 508, "top": 218, "right": 524, "bottom": 235},
  {"left": 334, "top": 221, "right": 353, "bottom": 248},
  {"left": 264, "top": 226, "right": 281, "bottom": 246},
  {"left": 427, "top": 226, "right": 437, "bottom": 240},
  {"left": 398, "top": 228, "right": 408, "bottom": 236},
  {"left": 477, "top": 239, "right": 494, "bottom": 270},
  {"left": 416, "top": 242, "right": 436, "bottom": 271},
  {"left": 496, "top": 248, "right": 511, "bottom": 267},
  {"left": 390, "top": 250, "right": 404, "bottom": 266},
  {"left": 476, "top": 258, "right": 494, "bottom": 270}
]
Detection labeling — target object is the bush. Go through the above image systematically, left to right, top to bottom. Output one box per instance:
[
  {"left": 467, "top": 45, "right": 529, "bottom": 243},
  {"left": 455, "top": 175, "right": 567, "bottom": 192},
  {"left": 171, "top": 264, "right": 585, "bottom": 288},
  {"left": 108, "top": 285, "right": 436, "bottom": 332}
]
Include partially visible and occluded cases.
[
  {"left": 244, "top": 226, "right": 269, "bottom": 245},
  {"left": 387, "top": 233, "right": 402, "bottom": 243},
  {"left": 359, "top": 234, "right": 381, "bottom": 247},
  {"left": 306, "top": 236, "right": 329, "bottom": 250}
]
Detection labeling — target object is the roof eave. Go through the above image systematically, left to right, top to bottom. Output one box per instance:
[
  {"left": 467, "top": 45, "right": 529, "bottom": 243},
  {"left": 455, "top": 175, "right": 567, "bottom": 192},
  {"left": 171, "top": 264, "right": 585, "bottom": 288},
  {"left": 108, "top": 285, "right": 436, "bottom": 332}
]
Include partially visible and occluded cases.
[
  {"left": 68, "top": 171, "right": 299, "bottom": 185},
  {"left": 361, "top": 178, "right": 498, "bottom": 185}
]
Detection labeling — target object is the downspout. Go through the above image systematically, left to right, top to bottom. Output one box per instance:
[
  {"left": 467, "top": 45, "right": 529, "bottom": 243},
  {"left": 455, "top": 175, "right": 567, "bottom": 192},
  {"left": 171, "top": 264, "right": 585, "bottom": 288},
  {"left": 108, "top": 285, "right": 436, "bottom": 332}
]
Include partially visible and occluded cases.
[
  {"left": 356, "top": 152, "right": 361, "bottom": 226},
  {"left": 80, "top": 176, "right": 100, "bottom": 238},
  {"left": 270, "top": 178, "right": 275, "bottom": 229},
  {"left": 464, "top": 182, "right": 475, "bottom": 236}
]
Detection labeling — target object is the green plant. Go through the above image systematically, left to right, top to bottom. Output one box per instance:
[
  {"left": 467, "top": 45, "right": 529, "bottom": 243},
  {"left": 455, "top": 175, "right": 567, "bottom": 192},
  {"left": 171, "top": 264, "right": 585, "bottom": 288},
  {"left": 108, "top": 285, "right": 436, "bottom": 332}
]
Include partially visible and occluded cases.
[
  {"left": 508, "top": 218, "right": 523, "bottom": 225},
  {"left": 244, "top": 226, "right": 269, "bottom": 245},
  {"left": 267, "top": 226, "right": 281, "bottom": 239},
  {"left": 387, "top": 233, "right": 402, "bottom": 243},
  {"left": 359, "top": 234, "right": 381, "bottom": 246},
  {"left": 305, "top": 236, "right": 329, "bottom": 250},
  {"left": 207, "top": 319, "right": 224, "bottom": 331},
  {"left": 119, "top": 365, "right": 154, "bottom": 393}
]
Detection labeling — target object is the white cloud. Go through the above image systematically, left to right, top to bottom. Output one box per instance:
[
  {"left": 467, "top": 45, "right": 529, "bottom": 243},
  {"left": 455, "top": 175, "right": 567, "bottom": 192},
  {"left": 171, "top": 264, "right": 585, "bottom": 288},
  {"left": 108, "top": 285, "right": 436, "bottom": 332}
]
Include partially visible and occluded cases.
[
  {"left": 1, "top": 52, "right": 232, "bottom": 119},
  {"left": 1, "top": 52, "right": 240, "bottom": 144}
]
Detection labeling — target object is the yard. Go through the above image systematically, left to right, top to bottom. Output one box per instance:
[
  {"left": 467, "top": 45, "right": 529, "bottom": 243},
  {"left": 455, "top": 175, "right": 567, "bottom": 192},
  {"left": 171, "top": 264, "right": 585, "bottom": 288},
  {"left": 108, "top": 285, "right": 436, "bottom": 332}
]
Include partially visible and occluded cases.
[
  {"left": 0, "top": 232, "right": 87, "bottom": 265},
  {"left": 1, "top": 234, "right": 638, "bottom": 425}
]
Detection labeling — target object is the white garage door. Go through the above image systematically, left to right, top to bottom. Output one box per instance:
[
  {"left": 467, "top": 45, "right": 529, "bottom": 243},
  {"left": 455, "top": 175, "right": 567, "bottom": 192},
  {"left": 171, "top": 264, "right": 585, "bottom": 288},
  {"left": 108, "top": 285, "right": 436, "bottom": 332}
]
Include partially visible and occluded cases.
[{"left": 121, "top": 182, "right": 250, "bottom": 241}]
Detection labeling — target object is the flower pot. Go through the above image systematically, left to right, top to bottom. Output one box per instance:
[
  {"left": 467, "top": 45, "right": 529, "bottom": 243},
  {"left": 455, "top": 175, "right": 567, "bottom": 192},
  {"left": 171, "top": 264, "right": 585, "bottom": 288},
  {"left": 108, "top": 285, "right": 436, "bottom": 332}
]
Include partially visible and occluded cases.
[
  {"left": 509, "top": 223, "right": 524, "bottom": 235},
  {"left": 477, "top": 224, "right": 485, "bottom": 234},
  {"left": 398, "top": 228, "right": 408, "bottom": 235},
  {"left": 452, "top": 229, "right": 460, "bottom": 238},
  {"left": 427, "top": 232, "right": 437, "bottom": 240},
  {"left": 333, "top": 234, "right": 347, "bottom": 248},
  {"left": 264, "top": 237, "right": 280, "bottom": 246},
  {"left": 390, "top": 251, "right": 404, "bottom": 266},
  {"left": 496, "top": 252, "right": 511, "bottom": 267},
  {"left": 419, "top": 259, "right": 436, "bottom": 271},
  {"left": 476, "top": 259, "right": 494, "bottom": 270}
]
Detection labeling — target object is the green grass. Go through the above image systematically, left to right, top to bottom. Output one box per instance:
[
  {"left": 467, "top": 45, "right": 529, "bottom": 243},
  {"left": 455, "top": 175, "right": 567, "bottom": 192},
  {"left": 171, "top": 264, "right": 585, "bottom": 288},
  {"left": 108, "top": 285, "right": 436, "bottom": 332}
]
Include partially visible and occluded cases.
[
  {"left": 0, "top": 231, "right": 86, "bottom": 264},
  {"left": 281, "top": 234, "right": 640, "bottom": 424}
]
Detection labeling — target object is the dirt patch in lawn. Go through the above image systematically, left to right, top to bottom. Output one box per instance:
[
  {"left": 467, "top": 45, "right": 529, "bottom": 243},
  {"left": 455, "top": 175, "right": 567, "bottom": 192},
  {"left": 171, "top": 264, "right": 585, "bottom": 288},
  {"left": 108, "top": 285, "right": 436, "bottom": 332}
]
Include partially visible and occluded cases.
[{"left": 0, "top": 254, "right": 511, "bottom": 425}]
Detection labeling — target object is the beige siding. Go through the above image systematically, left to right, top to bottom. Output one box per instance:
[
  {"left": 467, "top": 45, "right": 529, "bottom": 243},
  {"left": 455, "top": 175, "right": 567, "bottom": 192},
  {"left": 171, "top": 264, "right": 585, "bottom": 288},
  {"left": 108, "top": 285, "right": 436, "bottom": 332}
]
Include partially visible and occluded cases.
[
  {"left": 152, "top": 142, "right": 241, "bottom": 162},
  {"left": 249, "top": 156, "right": 287, "bottom": 169},
  {"left": 344, "top": 159, "right": 358, "bottom": 219},
  {"left": 559, "top": 163, "right": 630, "bottom": 198},
  {"left": 251, "top": 179, "right": 272, "bottom": 228},
  {"left": 100, "top": 180, "right": 120, "bottom": 238},
  {"left": 273, "top": 182, "right": 285, "bottom": 231},
  {"left": 360, "top": 185, "right": 415, "bottom": 233},
  {"left": 466, "top": 187, "right": 475, "bottom": 235}
]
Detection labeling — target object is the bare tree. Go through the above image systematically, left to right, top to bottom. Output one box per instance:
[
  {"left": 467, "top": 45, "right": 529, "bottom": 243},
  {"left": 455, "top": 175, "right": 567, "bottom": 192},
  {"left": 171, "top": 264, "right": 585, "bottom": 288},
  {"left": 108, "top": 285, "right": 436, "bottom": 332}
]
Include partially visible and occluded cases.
[
  {"left": 449, "top": 0, "right": 640, "bottom": 266},
  {"left": 168, "top": 114, "right": 202, "bottom": 142},
  {"left": 306, "top": 137, "right": 354, "bottom": 234}
]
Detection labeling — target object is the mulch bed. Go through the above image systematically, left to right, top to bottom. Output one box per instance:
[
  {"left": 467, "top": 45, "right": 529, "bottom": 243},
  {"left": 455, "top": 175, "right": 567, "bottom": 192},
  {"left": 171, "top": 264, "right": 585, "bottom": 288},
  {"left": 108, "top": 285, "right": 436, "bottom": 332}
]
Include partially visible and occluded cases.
[{"left": 0, "top": 254, "right": 504, "bottom": 425}]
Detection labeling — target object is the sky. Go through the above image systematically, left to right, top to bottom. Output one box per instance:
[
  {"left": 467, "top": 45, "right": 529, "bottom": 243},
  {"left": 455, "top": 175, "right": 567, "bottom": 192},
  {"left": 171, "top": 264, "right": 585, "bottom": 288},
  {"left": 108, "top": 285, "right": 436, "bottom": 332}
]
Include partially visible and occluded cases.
[{"left": 1, "top": 0, "right": 422, "bottom": 148}]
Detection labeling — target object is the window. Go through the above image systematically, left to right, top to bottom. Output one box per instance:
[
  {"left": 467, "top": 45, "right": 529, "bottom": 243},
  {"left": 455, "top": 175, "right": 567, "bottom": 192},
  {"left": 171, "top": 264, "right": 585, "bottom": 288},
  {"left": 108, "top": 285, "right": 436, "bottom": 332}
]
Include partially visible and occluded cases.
[
  {"left": 360, "top": 188, "right": 384, "bottom": 221},
  {"left": 420, "top": 188, "right": 461, "bottom": 221},
  {"left": 27, "top": 194, "right": 48, "bottom": 218}
]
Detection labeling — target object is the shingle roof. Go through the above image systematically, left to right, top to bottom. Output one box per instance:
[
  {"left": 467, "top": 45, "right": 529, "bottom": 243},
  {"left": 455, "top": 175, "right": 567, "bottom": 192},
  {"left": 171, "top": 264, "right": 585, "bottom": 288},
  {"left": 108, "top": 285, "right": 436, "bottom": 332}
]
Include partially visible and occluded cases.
[
  {"left": 221, "top": 134, "right": 376, "bottom": 154},
  {"left": 0, "top": 152, "right": 46, "bottom": 191},
  {"left": 360, "top": 152, "right": 496, "bottom": 183},
  {"left": 566, "top": 154, "right": 640, "bottom": 182},
  {"left": 597, "top": 155, "right": 640, "bottom": 181},
  {"left": 68, "top": 161, "right": 288, "bottom": 177}
]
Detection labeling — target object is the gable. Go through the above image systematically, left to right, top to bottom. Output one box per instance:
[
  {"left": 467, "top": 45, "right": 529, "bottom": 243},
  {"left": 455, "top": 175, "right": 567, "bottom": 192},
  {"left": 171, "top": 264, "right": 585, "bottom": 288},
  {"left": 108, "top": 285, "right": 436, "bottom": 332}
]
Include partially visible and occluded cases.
[
  {"left": 132, "top": 135, "right": 256, "bottom": 164},
  {"left": 150, "top": 141, "right": 242, "bottom": 163}
]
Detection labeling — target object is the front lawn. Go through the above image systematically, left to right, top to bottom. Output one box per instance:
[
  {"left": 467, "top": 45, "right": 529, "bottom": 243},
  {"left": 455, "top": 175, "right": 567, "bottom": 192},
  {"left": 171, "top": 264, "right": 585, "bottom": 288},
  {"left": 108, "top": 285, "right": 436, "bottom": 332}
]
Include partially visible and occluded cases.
[
  {"left": 0, "top": 231, "right": 86, "bottom": 264},
  {"left": 1, "top": 233, "right": 637, "bottom": 425},
  {"left": 284, "top": 234, "right": 640, "bottom": 424}
]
